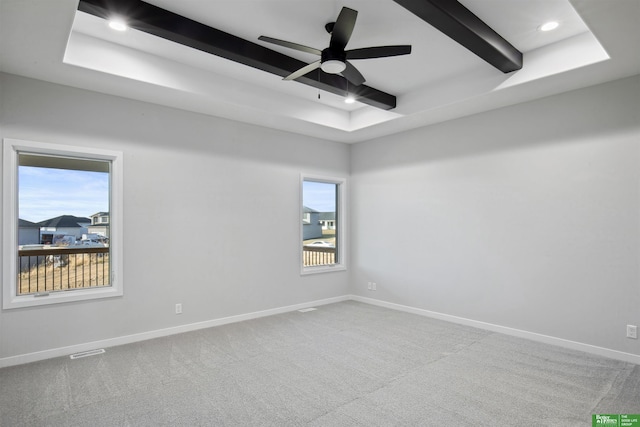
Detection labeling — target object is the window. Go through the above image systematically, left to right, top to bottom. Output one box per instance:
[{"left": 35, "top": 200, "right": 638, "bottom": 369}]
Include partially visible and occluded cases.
[
  {"left": 2, "top": 138, "right": 123, "bottom": 309},
  {"left": 301, "top": 175, "right": 346, "bottom": 274}
]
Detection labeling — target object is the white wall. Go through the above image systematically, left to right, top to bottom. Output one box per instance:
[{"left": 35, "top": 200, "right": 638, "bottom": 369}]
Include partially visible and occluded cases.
[
  {"left": 0, "top": 73, "right": 350, "bottom": 361},
  {"left": 351, "top": 75, "right": 640, "bottom": 357}
]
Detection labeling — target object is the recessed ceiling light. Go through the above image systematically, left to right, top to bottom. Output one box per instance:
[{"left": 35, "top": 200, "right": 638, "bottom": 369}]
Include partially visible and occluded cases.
[
  {"left": 108, "top": 19, "right": 128, "bottom": 32},
  {"left": 538, "top": 21, "right": 559, "bottom": 32},
  {"left": 345, "top": 96, "right": 356, "bottom": 104}
]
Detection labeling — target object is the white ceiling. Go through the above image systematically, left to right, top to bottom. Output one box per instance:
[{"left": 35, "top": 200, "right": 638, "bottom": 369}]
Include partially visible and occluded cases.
[{"left": 1, "top": 0, "right": 639, "bottom": 143}]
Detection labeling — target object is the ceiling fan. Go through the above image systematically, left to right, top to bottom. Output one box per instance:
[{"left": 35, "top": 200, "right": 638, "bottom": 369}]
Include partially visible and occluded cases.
[{"left": 258, "top": 6, "right": 411, "bottom": 86}]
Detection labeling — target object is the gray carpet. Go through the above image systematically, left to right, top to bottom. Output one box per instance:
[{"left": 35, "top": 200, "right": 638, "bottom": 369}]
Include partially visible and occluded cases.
[{"left": 1, "top": 301, "right": 638, "bottom": 426}]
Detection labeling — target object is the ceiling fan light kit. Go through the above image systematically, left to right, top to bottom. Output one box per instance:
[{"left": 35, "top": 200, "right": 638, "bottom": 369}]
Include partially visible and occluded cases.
[{"left": 321, "top": 60, "right": 347, "bottom": 74}]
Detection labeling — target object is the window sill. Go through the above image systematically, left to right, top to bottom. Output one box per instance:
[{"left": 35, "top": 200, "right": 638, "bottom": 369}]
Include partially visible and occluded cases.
[
  {"left": 301, "top": 264, "right": 347, "bottom": 276},
  {"left": 3, "top": 285, "right": 123, "bottom": 310}
]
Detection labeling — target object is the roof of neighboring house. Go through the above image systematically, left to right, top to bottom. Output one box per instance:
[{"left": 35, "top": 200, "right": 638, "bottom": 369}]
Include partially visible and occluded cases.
[
  {"left": 303, "top": 206, "right": 319, "bottom": 213},
  {"left": 91, "top": 212, "right": 109, "bottom": 217},
  {"left": 319, "top": 212, "right": 335, "bottom": 221},
  {"left": 38, "top": 215, "right": 91, "bottom": 228},
  {"left": 19, "top": 219, "right": 39, "bottom": 228}
]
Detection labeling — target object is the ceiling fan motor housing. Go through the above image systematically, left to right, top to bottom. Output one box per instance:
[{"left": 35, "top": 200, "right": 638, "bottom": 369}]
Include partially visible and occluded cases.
[{"left": 321, "top": 48, "right": 346, "bottom": 64}]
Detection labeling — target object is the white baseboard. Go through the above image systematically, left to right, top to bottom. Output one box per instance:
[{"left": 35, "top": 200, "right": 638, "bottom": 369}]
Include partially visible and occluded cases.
[
  {"left": 2, "top": 294, "right": 638, "bottom": 368},
  {"left": 0, "top": 295, "right": 350, "bottom": 368},
  {"left": 351, "top": 295, "right": 640, "bottom": 365}
]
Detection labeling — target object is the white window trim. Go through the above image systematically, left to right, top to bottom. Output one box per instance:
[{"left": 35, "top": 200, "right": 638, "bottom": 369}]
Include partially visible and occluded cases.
[
  {"left": 2, "top": 138, "right": 124, "bottom": 309},
  {"left": 300, "top": 174, "right": 347, "bottom": 275}
]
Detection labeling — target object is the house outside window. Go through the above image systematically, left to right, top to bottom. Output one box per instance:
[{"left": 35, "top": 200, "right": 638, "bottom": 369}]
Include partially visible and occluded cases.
[
  {"left": 2, "top": 138, "right": 123, "bottom": 309},
  {"left": 88, "top": 212, "right": 110, "bottom": 240},
  {"left": 92, "top": 212, "right": 109, "bottom": 225},
  {"left": 319, "top": 213, "right": 336, "bottom": 230}
]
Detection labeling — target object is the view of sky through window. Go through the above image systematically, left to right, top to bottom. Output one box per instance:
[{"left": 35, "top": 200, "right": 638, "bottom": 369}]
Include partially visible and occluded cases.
[
  {"left": 18, "top": 166, "right": 109, "bottom": 222},
  {"left": 303, "top": 180, "right": 336, "bottom": 212}
]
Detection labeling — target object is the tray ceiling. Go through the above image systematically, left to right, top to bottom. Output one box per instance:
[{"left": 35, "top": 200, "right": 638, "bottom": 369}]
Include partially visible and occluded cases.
[{"left": 1, "top": 0, "right": 639, "bottom": 142}]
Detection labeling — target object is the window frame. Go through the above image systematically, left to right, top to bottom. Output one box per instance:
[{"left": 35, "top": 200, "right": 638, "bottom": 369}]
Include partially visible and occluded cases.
[
  {"left": 2, "top": 138, "right": 124, "bottom": 309},
  {"left": 300, "top": 174, "right": 347, "bottom": 275}
]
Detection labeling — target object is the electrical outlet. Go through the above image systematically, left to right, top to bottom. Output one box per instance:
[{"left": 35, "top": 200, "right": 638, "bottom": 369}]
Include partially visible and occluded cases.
[
  {"left": 367, "top": 282, "right": 372, "bottom": 290},
  {"left": 372, "top": 282, "right": 377, "bottom": 291},
  {"left": 175, "top": 303, "right": 182, "bottom": 314},
  {"left": 627, "top": 325, "right": 637, "bottom": 339}
]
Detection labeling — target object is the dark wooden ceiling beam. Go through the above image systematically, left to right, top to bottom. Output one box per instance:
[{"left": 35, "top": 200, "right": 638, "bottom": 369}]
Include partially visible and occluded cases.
[
  {"left": 77, "top": 0, "right": 397, "bottom": 110},
  {"left": 393, "top": 0, "right": 522, "bottom": 73}
]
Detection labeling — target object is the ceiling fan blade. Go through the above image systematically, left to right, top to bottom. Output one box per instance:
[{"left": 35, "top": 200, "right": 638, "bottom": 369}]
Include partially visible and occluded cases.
[
  {"left": 330, "top": 7, "right": 357, "bottom": 51},
  {"left": 258, "top": 36, "right": 322, "bottom": 56},
  {"left": 346, "top": 45, "right": 412, "bottom": 60},
  {"left": 284, "top": 60, "right": 322, "bottom": 81},
  {"left": 342, "top": 61, "right": 366, "bottom": 86}
]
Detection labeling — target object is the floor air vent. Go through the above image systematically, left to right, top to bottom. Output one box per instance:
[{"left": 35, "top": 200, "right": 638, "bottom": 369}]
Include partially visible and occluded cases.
[
  {"left": 298, "top": 308, "right": 317, "bottom": 313},
  {"left": 70, "top": 349, "right": 106, "bottom": 359}
]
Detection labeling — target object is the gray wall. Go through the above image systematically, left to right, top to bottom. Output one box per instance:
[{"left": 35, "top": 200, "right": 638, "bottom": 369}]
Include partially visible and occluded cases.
[
  {"left": 2, "top": 71, "right": 639, "bottom": 362},
  {"left": 0, "top": 73, "right": 350, "bottom": 359},
  {"left": 350, "top": 75, "right": 640, "bottom": 356}
]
